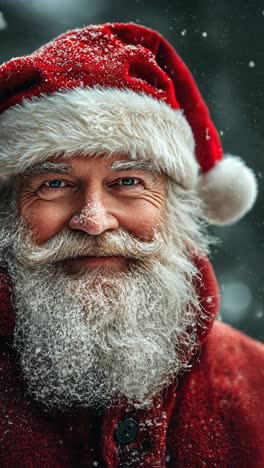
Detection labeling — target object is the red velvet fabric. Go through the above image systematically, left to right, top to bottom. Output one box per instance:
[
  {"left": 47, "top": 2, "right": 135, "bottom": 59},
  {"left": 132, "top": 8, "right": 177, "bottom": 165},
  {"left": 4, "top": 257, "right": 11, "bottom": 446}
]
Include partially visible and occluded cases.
[
  {"left": 0, "top": 23, "right": 222, "bottom": 174},
  {"left": 0, "top": 257, "right": 264, "bottom": 467}
]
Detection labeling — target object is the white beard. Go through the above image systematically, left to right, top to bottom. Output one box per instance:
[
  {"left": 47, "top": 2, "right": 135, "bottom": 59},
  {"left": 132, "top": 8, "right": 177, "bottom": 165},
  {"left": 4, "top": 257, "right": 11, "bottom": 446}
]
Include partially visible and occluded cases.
[{"left": 0, "top": 185, "right": 208, "bottom": 411}]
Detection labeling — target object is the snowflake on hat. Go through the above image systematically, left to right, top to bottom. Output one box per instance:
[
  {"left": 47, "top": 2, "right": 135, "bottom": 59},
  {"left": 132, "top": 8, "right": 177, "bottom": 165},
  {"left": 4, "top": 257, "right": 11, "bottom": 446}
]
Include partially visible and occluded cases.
[{"left": 0, "top": 23, "right": 257, "bottom": 224}]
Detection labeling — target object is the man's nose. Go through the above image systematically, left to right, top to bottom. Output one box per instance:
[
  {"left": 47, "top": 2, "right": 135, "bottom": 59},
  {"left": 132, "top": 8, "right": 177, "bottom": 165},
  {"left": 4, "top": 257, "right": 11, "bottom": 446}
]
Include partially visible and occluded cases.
[{"left": 69, "top": 195, "right": 119, "bottom": 235}]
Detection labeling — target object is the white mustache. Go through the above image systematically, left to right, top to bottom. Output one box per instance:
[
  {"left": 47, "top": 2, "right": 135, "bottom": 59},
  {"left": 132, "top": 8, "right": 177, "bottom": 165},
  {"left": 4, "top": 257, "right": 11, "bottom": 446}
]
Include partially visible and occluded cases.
[{"left": 15, "top": 228, "right": 165, "bottom": 267}]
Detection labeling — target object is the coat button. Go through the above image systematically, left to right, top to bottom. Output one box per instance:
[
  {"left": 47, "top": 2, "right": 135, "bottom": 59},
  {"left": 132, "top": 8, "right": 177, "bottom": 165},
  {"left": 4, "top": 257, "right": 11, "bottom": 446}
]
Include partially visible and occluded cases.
[{"left": 114, "top": 418, "right": 138, "bottom": 444}]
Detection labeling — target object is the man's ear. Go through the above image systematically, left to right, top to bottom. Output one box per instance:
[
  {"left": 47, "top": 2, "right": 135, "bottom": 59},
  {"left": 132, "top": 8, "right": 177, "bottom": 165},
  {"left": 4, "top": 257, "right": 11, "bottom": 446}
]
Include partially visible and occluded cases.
[{"left": 192, "top": 253, "right": 220, "bottom": 345}]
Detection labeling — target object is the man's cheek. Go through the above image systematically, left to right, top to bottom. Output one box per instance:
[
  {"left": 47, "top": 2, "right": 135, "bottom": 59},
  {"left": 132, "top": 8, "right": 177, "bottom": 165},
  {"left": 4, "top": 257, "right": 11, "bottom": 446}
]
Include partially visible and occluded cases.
[{"left": 21, "top": 208, "right": 69, "bottom": 244}]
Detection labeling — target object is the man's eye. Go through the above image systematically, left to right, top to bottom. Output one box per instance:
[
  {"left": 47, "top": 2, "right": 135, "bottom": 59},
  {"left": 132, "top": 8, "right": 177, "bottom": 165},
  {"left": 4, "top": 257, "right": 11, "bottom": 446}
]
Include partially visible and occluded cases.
[
  {"left": 117, "top": 178, "right": 141, "bottom": 187},
  {"left": 36, "top": 179, "right": 73, "bottom": 200},
  {"left": 43, "top": 180, "right": 67, "bottom": 189}
]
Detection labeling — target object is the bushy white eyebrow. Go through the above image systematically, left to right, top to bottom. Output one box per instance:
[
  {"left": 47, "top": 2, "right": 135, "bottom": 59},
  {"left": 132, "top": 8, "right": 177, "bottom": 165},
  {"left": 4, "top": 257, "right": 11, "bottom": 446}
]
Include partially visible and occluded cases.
[
  {"left": 110, "top": 160, "right": 161, "bottom": 173},
  {"left": 22, "top": 162, "right": 72, "bottom": 178}
]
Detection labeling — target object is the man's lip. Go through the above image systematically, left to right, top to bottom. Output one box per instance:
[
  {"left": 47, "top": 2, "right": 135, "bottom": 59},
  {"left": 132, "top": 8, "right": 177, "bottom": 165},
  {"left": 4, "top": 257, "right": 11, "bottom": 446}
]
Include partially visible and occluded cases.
[
  {"left": 74, "top": 255, "right": 124, "bottom": 259},
  {"left": 66, "top": 256, "right": 127, "bottom": 267}
]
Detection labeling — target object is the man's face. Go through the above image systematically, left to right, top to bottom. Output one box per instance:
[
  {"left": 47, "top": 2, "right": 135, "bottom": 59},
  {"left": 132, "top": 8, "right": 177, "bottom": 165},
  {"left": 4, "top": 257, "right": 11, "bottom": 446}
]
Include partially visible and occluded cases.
[
  {"left": 18, "top": 154, "right": 167, "bottom": 274},
  {"left": 1, "top": 155, "right": 201, "bottom": 410}
]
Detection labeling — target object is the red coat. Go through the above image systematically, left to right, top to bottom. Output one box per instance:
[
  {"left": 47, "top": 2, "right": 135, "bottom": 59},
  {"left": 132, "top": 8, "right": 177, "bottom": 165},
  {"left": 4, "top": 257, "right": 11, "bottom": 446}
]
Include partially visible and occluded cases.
[{"left": 1, "top": 258, "right": 264, "bottom": 467}]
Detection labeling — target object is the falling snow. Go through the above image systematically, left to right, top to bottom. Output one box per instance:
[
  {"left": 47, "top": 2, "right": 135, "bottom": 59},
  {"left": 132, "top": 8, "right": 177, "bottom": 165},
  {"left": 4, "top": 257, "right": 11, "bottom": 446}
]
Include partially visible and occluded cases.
[
  {"left": 0, "top": 11, "right": 7, "bottom": 30},
  {"left": 181, "top": 29, "right": 186, "bottom": 36},
  {"left": 202, "top": 32, "right": 208, "bottom": 37},
  {"left": 248, "top": 60, "right": 255, "bottom": 68},
  {"left": 205, "top": 128, "right": 211, "bottom": 140}
]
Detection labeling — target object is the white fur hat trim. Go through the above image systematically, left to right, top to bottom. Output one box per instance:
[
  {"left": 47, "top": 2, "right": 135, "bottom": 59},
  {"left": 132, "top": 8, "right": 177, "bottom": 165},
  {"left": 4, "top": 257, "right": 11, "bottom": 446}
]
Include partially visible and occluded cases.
[{"left": 0, "top": 87, "right": 198, "bottom": 188}]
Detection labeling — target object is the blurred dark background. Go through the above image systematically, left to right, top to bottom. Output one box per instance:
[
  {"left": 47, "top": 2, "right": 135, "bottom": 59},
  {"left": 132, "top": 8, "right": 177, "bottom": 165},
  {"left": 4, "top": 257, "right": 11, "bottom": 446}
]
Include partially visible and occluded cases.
[{"left": 0, "top": 0, "right": 263, "bottom": 342}]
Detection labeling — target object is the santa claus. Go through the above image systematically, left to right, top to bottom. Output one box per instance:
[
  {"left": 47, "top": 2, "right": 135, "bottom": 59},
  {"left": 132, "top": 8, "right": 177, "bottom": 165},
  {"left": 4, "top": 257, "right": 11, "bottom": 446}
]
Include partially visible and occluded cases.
[{"left": 0, "top": 23, "right": 263, "bottom": 467}]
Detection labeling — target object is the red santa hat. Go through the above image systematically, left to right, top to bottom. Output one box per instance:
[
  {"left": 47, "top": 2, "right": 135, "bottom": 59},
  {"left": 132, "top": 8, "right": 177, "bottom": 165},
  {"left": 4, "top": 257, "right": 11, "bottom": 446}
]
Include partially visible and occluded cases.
[{"left": 0, "top": 23, "right": 257, "bottom": 224}]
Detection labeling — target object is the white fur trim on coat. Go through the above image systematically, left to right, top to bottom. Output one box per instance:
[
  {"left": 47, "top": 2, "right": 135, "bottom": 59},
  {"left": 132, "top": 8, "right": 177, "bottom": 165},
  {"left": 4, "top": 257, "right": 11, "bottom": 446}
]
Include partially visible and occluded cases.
[
  {"left": 0, "top": 87, "right": 198, "bottom": 188},
  {"left": 196, "top": 155, "right": 258, "bottom": 225}
]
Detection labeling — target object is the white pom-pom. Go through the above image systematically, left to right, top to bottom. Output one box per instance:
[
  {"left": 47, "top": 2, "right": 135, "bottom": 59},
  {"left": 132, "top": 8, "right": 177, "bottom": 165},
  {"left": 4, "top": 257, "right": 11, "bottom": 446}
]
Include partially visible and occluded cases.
[{"left": 196, "top": 155, "right": 258, "bottom": 225}]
